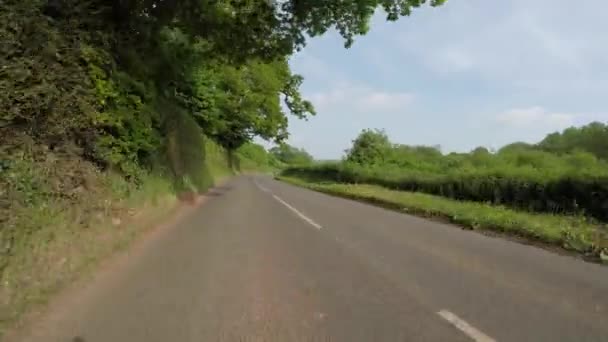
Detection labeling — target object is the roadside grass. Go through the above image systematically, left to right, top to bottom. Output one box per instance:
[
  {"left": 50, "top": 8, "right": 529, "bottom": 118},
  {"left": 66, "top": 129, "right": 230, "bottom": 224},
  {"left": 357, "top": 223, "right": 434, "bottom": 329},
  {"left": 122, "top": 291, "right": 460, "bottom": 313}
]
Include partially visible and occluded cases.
[
  {"left": 0, "top": 139, "right": 242, "bottom": 336},
  {"left": 0, "top": 171, "right": 177, "bottom": 336},
  {"left": 278, "top": 176, "right": 608, "bottom": 262}
]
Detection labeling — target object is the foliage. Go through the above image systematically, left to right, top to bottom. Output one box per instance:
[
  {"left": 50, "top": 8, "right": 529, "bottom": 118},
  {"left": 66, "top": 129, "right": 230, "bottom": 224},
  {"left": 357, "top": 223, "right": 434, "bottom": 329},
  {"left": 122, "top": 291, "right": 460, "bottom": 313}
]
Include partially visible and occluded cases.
[
  {"left": 0, "top": 0, "right": 97, "bottom": 141},
  {"left": 2, "top": 0, "right": 447, "bottom": 179},
  {"left": 104, "top": 0, "right": 448, "bottom": 61},
  {"left": 82, "top": 45, "right": 163, "bottom": 176},
  {"left": 183, "top": 58, "right": 315, "bottom": 150},
  {"left": 538, "top": 122, "right": 608, "bottom": 160},
  {"left": 283, "top": 126, "right": 608, "bottom": 222},
  {"left": 345, "top": 129, "right": 392, "bottom": 165},
  {"left": 235, "top": 142, "right": 280, "bottom": 171},
  {"left": 270, "top": 143, "right": 314, "bottom": 166}
]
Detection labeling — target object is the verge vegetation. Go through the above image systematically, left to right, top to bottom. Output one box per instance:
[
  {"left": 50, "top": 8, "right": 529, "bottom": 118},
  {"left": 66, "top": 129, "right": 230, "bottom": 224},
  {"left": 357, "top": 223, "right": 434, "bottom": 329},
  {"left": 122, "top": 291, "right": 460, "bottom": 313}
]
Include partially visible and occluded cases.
[{"left": 281, "top": 126, "right": 608, "bottom": 261}]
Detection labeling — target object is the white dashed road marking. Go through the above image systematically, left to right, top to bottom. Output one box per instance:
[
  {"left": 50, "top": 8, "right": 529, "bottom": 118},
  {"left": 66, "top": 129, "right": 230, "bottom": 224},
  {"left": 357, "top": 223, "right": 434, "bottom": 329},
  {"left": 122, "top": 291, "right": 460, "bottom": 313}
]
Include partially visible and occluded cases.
[
  {"left": 253, "top": 180, "right": 270, "bottom": 193},
  {"left": 272, "top": 194, "right": 322, "bottom": 230},
  {"left": 438, "top": 310, "right": 496, "bottom": 342}
]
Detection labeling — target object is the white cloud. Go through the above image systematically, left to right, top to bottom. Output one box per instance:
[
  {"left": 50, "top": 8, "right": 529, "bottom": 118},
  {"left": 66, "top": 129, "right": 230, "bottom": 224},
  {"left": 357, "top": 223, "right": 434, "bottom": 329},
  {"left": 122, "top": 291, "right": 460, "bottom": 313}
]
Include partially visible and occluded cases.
[
  {"left": 390, "top": 0, "right": 608, "bottom": 86},
  {"left": 281, "top": 1, "right": 608, "bottom": 159},
  {"left": 433, "top": 47, "right": 475, "bottom": 73},
  {"left": 289, "top": 50, "right": 340, "bottom": 82},
  {"left": 308, "top": 81, "right": 414, "bottom": 114},
  {"left": 359, "top": 92, "right": 414, "bottom": 111},
  {"left": 496, "top": 106, "right": 575, "bottom": 129}
]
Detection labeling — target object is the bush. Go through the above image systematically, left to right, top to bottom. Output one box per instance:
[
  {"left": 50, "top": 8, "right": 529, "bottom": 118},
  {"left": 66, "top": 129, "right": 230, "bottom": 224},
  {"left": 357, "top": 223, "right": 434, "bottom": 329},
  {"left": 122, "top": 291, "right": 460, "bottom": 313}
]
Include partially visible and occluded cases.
[{"left": 282, "top": 162, "right": 608, "bottom": 222}]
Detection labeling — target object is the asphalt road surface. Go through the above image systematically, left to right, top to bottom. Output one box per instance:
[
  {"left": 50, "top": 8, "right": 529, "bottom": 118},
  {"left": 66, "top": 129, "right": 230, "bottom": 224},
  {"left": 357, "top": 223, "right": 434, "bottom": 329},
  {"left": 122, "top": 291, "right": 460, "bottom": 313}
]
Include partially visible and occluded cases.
[{"left": 17, "top": 176, "right": 608, "bottom": 342}]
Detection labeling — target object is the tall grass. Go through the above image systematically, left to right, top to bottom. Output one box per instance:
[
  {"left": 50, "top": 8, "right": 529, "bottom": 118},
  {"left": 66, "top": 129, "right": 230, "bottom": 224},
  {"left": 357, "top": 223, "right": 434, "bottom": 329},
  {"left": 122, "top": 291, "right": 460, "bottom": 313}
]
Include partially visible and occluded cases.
[{"left": 0, "top": 157, "right": 176, "bottom": 335}]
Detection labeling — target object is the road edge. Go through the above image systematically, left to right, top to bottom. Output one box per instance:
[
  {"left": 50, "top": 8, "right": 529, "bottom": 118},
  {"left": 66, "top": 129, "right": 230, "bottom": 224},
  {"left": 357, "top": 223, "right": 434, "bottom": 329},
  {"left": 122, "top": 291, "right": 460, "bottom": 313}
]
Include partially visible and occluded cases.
[
  {"left": 276, "top": 176, "right": 607, "bottom": 265},
  {"left": 2, "top": 178, "right": 235, "bottom": 342}
]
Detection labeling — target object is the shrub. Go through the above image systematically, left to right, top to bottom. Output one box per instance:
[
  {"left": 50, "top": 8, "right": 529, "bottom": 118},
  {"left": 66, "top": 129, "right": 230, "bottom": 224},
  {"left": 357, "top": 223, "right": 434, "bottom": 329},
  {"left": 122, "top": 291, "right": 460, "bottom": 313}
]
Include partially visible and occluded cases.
[{"left": 282, "top": 162, "right": 608, "bottom": 222}]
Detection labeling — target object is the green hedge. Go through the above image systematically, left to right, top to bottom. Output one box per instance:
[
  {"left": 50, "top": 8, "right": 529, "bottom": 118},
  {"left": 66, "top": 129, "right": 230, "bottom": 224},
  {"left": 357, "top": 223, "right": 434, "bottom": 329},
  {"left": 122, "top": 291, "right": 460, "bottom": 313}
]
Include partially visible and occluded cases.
[{"left": 282, "top": 164, "right": 608, "bottom": 222}]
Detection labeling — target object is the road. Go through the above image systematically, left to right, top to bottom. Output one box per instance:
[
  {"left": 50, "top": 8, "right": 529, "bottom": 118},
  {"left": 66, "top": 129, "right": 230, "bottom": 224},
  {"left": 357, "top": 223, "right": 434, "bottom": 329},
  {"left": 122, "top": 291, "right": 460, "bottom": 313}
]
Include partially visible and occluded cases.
[{"left": 16, "top": 176, "right": 608, "bottom": 342}]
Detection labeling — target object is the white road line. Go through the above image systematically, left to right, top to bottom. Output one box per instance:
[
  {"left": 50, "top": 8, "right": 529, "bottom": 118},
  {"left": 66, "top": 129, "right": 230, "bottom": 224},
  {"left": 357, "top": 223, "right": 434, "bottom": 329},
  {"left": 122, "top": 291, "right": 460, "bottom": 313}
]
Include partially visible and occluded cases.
[
  {"left": 253, "top": 180, "right": 270, "bottom": 193},
  {"left": 272, "top": 194, "right": 322, "bottom": 230},
  {"left": 438, "top": 310, "right": 496, "bottom": 342}
]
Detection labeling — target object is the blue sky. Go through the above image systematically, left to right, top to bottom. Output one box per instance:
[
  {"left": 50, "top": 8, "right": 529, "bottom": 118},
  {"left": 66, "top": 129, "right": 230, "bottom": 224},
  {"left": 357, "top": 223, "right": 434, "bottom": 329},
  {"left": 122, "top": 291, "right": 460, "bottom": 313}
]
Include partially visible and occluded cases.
[{"left": 277, "top": 0, "right": 608, "bottom": 159}]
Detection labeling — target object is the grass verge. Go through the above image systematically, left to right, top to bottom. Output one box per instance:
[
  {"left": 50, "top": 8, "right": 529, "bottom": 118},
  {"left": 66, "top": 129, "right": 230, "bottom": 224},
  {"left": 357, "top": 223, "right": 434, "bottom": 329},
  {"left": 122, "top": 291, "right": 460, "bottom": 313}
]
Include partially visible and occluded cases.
[
  {"left": 0, "top": 142, "right": 238, "bottom": 337},
  {"left": 0, "top": 174, "right": 178, "bottom": 337},
  {"left": 278, "top": 176, "right": 608, "bottom": 263}
]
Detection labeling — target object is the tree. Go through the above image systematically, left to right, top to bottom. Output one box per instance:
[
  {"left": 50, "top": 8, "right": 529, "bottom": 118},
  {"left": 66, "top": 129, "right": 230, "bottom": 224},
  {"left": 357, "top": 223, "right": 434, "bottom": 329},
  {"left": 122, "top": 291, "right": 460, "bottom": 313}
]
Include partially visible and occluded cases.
[
  {"left": 2, "top": 0, "right": 449, "bottom": 175},
  {"left": 106, "top": 0, "right": 449, "bottom": 61},
  {"left": 183, "top": 58, "right": 315, "bottom": 150},
  {"left": 538, "top": 122, "right": 608, "bottom": 160},
  {"left": 345, "top": 129, "right": 392, "bottom": 165},
  {"left": 236, "top": 142, "right": 272, "bottom": 166},
  {"left": 498, "top": 142, "right": 536, "bottom": 154},
  {"left": 270, "top": 144, "right": 314, "bottom": 165}
]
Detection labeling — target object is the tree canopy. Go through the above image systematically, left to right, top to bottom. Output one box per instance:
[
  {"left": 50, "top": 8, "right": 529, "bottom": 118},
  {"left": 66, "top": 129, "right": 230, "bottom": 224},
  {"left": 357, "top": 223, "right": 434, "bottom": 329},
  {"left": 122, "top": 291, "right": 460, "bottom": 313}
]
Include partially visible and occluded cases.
[
  {"left": 2, "top": 0, "right": 448, "bottom": 177},
  {"left": 105, "top": 0, "right": 448, "bottom": 59},
  {"left": 183, "top": 58, "right": 315, "bottom": 149},
  {"left": 538, "top": 122, "right": 608, "bottom": 160},
  {"left": 345, "top": 129, "right": 393, "bottom": 165},
  {"left": 270, "top": 143, "right": 314, "bottom": 166}
]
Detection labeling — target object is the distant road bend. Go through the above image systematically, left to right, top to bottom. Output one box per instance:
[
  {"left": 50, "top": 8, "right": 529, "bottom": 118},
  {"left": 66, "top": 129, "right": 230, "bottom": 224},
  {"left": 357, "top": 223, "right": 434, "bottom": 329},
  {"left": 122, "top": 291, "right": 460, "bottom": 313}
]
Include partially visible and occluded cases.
[{"left": 17, "top": 176, "right": 608, "bottom": 342}]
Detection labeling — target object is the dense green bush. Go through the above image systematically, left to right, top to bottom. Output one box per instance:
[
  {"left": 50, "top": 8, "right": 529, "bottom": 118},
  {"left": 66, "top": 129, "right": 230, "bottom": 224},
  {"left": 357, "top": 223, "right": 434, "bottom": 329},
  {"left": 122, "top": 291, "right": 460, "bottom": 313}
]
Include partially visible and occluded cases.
[
  {"left": 539, "top": 122, "right": 608, "bottom": 160},
  {"left": 269, "top": 143, "right": 314, "bottom": 166},
  {"left": 283, "top": 163, "right": 608, "bottom": 221}
]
